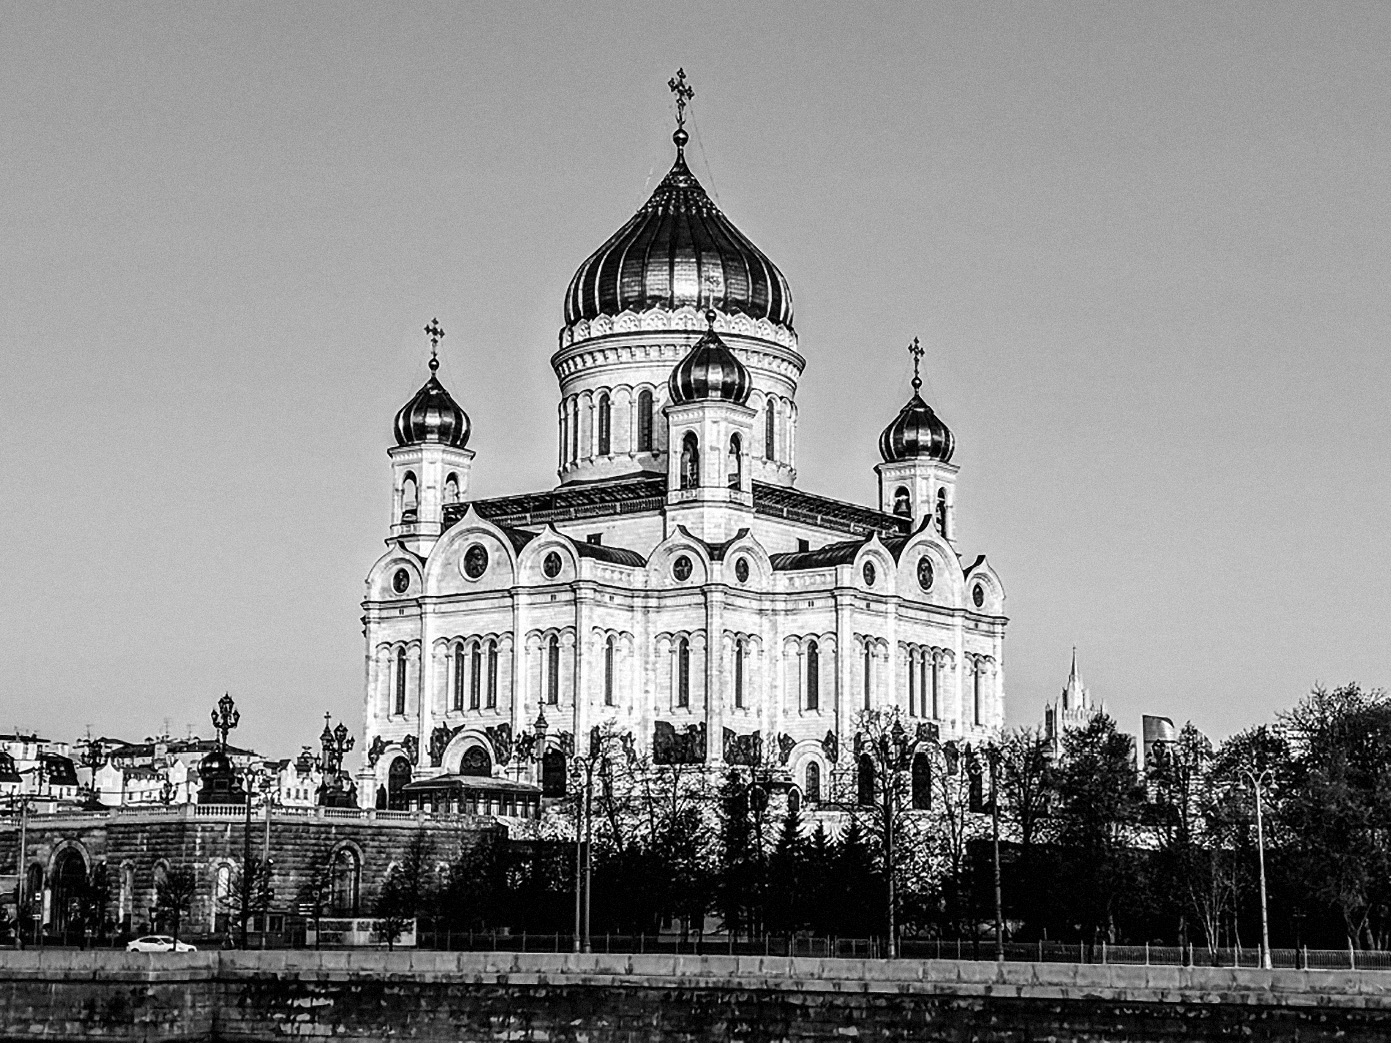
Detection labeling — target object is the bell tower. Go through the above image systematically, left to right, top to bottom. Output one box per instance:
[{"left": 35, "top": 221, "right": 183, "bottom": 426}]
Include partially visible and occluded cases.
[
  {"left": 388, "top": 319, "right": 474, "bottom": 555},
  {"left": 875, "top": 337, "right": 958, "bottom": 540}
]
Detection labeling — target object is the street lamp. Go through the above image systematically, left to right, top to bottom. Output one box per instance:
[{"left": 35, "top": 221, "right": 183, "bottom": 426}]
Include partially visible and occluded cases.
[
  {"left": 212, "top": 692, "right": 240, "bottom": 751},
  {"left": 858, "top": 715, "right": 924, "bottom": 959},
  {"left": 569, "top": 727, "right": 609, "bottom": 954},
  {"left": 1242, "top": 767, "right": 1275, "bottom": 970}
]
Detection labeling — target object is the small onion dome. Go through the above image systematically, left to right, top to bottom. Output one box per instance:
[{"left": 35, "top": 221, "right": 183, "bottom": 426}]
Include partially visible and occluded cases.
[
  {"left": 564, "top": 131, "right": 794, "bottom": 329},
  {"left": 669, "top": 310, "right": 753, "bottom": 405},
  {"left": 393, "top": 357, "right": 471, "bottom": 448},
  {"left": 878, "top": 392, "right": 955, "bottom": 463}
]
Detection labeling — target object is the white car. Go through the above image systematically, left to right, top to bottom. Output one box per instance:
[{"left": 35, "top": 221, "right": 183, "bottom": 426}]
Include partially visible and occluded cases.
[{"left": 126, "top": 935, "right": 197, "bottom": 953}]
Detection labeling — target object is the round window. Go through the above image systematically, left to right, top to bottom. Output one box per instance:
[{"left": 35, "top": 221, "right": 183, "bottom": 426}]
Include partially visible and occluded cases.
[
  {"left": 463, "top": 544, "right": 489, "bottom": 580},
  {"left": 542, "top": 552, "right": 562, "bottom": 579},
  {"left": 672, "top": 555, "right": 693, "bottom": 582},
  {"left": 734, "top": 557, "right": 750, "bottom": 584},
  {"left": 917, "top": 557, "right": 934, "bottom": 592},
  {"left": 862, "top": 561, "right": 876, "bottom": 586},
  {"left": 391, "top": 568, "right": 410, "bottom": 594},
  {"left": 972, "top": 583, "right": 985, "bottom": 608}
]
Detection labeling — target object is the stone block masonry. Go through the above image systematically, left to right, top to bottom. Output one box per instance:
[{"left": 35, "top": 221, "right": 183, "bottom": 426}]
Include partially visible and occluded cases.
[{"left": 6, "top": 951, "right": 1391, "bottom": 1042}]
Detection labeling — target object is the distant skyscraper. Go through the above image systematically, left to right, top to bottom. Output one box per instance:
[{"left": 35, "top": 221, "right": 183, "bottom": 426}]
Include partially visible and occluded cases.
[{"left": 1044, "top": 648, "right": 1102, "bottom": 755}]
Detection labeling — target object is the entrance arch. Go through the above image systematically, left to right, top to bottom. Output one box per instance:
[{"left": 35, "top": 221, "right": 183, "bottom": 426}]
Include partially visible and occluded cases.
[
  {"left": 386, "top": 756, "right": 411, "bottom": 810},
  {"left": 51, "top": 848, "right": 88, "bottom": 938}
]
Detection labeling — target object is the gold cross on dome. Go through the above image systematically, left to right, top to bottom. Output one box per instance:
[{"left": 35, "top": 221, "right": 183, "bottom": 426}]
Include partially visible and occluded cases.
[
  {"left": 668, "top": 68, "right": 694, "bottom": 129},
  {"left": 424, "top": 318, "right": 445, "bottom": 371},
  {"left": 908, "top": 336, "right": 924, "bottom": 391}
]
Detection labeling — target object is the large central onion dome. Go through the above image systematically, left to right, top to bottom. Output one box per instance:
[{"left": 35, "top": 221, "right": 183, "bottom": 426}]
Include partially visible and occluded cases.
[{"left": 564, "top": 130, "right": 794, "bottom": 329}]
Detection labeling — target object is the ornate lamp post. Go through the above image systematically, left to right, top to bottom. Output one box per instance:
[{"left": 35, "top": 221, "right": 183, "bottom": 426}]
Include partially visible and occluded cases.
[
  {"left": 212, "top": 692, "right": 240, "bottom": 751},
  {"left": 317, "top": 713, "right": 356, "bottom": 807},
  {"left": 859, "top": 716, "right": 922, "bottom": 959},
  {"left": 1242, "top": 767, "right": 1275, "bottom": 970}
]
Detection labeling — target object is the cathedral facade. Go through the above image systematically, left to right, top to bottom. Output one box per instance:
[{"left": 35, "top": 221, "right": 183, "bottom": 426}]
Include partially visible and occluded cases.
[{"left": 357, "top": 112, "right": 1007, "bottom": 813}]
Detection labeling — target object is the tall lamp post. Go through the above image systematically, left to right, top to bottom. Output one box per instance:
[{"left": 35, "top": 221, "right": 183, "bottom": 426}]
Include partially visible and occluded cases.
[
  {"left": 861, "top": 717, "right": 922, "bottom": 959},
  {"left": 570, "top": 728, "right": 612, "bottom": 954},
  {"left": 1242, "top": 767, "right": 1275, "bottom": 970}
]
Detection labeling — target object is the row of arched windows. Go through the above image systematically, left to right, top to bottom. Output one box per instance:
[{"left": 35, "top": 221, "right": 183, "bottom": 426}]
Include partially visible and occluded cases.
[
  {"left": 676, "top": 432, "right": 745, "bottom": 491},
  {"left": 889, "top": 485, "right": 951, "bottom": 537},
  {"left": 451, "top": 640, "right": 499, "bottom": 712},
  {"left": 906, "top": 647, "right": 945, "bottom": 719}
]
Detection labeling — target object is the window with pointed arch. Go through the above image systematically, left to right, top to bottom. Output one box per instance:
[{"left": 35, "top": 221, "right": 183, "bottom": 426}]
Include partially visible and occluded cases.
[
  {"left": 637, "top": 390, "right": 654, "bottom": 453},
  {"left": 597, "top": 393, "right": 611, "bottom": 455},
  {"left": 764, "top": 402, "right": 776, "bottom": 460},
  {"left": 680, "top": 432, "right": 700, "bottom": 490},
  {"left": 727, "top": 434, "right": 742, "bottom": 488},
  {"left": 936, "top": 488, "right": 948, "bottom": 537},
  {"left": 546, "top": 635, "right": 560, "bottom": 706},
  {"left": 604, "top": 635, "right": 616, "bottom": 707},
  {"left": 676, "top": 637, "right": 691, "bottom": 708},
  {"left": 734, "top": 638, "right": 746, "bottom": 709},
  {"left": 486, "top": 640, "right": 498, "bottom": 709},
  {"left": 805, "top": 640, "right": 820, "bottom": 711},
  {"left": 469, "top": 642, "right": 482, "bottom": 710},
  {"left": 863, "top": 642, "right": 873, "bottom": 711},
  {"left": 452, "top": 646, "right": 464, "bottom": 712},
  {"left": 394, "top": 647, "right": 407, "bottom": 715},
  {"left": 973, "top": 659, "right": 986, "bottom": 726},
  {"left": 911, "top": 753, "right": 932, "bottom": 810},
  {"left": 857, "top": 754, "right": 875, "bottom": 807},
  {"left": 805, "top": 761, "right": 821, "bottom": 804},
  {"left": 330, "top": 848, "right": 360, "bottom": 915}
]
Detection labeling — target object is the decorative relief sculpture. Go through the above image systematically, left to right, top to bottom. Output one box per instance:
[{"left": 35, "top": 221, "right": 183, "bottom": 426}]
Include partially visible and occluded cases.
[
  {"left": 653, "top": 721, "right": 706, "bottom": 765},
  {"left": 486, "top": 723, "right": 513, "bottom": 766},
  {"left": 428, "top": 726, "right": 452, "bottom": 768},
  {"left": 722, "top": 728, "right": 762, "bottom": 767},
  {"left": 822, "top": 730, "right": 838, "bottom": 764},
  {"left": 777, "top": 733, "right": 796, "bottom": 766},
  {"left": 401, "top": 734, "right": 419, "bottom": 766},
  {"left": 367, "top": 735, "right": 387, "bottom": 768}
]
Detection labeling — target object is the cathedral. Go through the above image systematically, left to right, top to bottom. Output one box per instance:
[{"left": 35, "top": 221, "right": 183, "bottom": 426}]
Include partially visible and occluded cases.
[{"left": 356, "top": 84, "right": 1007, "bottom": 815}]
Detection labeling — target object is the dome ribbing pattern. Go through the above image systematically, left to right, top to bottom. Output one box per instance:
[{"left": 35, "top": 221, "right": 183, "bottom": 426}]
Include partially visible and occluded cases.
[
  {"left": 564, "top": 137, "right": 794, "bottom": 329},
  {"left": 394, "top": 359, "right": 471, "bottom": 448},
  {"left": 878, "top": 394, "right": 954, "bottom": 463}
]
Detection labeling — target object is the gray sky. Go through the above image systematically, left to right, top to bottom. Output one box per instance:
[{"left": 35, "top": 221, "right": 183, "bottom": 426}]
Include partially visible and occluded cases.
[{"left": 2, "top": 2, "right": 1388, "bottom": 756}]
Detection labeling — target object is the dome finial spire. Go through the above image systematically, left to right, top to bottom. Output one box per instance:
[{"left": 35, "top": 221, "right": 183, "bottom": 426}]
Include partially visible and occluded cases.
[
  {"left": 668, "top": 67, "right": 694, "bottom": 153},
  {"left": 424, "top": 317, "right": 444, "bottom": 373},
  {"left": 908, "top": 336, "right": 924, "bottom": 394}
]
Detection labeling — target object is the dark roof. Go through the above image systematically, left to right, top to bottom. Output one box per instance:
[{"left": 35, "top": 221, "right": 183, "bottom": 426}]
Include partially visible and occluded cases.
[
  {"left": 461, "top": 477, "right": 667, "bottom": 530},
  {"left": 753, "top": 483, "right": 909, "bottom": 539},
  {"left": 677, "top": 526, "right": 750, "bottom": 562},
  {"left": 770, "top": 538, "right": 868, "bottom": 572},
  {"left": 574, "top": 541, "right": 647, "bottom": 567},
  {"left": 108, "top": 738, "right": 256, "bottom": 760},
  {"left": 38, "top": 754, "right": 78, "bottom": 786}
]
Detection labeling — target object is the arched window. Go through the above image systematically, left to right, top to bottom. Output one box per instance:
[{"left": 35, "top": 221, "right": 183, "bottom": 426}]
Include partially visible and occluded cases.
[
  {"left": 637, "top": 390, "right": 654, "bottom": 452},
  {"left": 597, "top": 393, "right": 611, "bottom": 455},
  {"left": 765, "top": 402, "right": 776, "bottom": 460},
  {"left": 680, "top": 432, "right": 700, "bottom": 490},
  {"left": 728, "top": 434, "right": 742, "bottom": 488},
  {"left": 401, "top": 472, "right": 418, "bottom": 521},
  {"left": 444, "top": 473, "right": 460, "bottom": 503},
  {"left": 893, "top": 486, "right": 911, "bottom": 516},
  {"left": 936, "top": 488, "right": 948, "bottom": 537},
  {"left": 546, "top": 635, "right": 560, "bottom": 706},
  {"left": 604, "top": 635, "right": 616, "bottom": 707},
  {"left": 677, "top": 637, "right": 690, "bottom": 708},
  {"left": 734, "top": 639, "right": 745, "bottom": 709},
  {"left": 486, "top": 640, "right": 498, "bottom": 709},
  {"left": 806, "top": 640, "right": 820, "bottom": 711},
  {"left": 469, "top": 642, "right": 482, "bottom": 710},
  {"left": 863, "top": 642, "right": 873, "bottom": 711},
  {"left": 452, "top": 646, "right": 464, "bottom": 712},
  {"left": 394, "top": 647, "right": 407, "bottom": 715},
  {"left": 907, "top": 649, "right": 917, "bottom": 717},
  {"left": 931, "top": 656, "right": 941, "bottom": 719},
  {"left": 974, "top": 659, "right": 984, "bottom": 726},
  {"left": 459, "top": 746, "right": 491, "bottom": 776},
  {"left": 542, "top": 748, "right": 567, "bottom": 797},
  {"left": 912, "top": 753, "right": 932, "bottom": 810},
  {"left": 857, "top": 754, "right": 875, "bottom": 807},
  {"left": 387, "top": 757, "right": 411, "bottom": 810},
  {"left": 805, "top": 762, "right": 821, "bottom": 804},
  {"left": 331, "top": 848, "right": 360, "bottom": 915},
  {"left": 213, "top": 863, "right": 233, "bottom": 930}
]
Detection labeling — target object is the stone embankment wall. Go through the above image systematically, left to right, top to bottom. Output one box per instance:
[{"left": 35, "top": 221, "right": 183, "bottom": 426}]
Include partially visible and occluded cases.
[{"left": 6, "top": 949, "right": 1391, "bottom": 1042}]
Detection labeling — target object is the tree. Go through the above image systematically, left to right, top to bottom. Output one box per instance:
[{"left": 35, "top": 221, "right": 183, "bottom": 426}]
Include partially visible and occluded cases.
[
  {"left": 1051, "top": 714, "right": 1145, "bottom": 944},
  {"left": 765, "top": 801, "right": 808, "bottom": 936},
  {"left": 374, "top": 829, "right": 437, "bottom": 949},
  {"left": 219, "top": 859, "right": 274, "bottom": 948},
  {"left": 155, "top": 865, "right": 198, "bottom": 948}
]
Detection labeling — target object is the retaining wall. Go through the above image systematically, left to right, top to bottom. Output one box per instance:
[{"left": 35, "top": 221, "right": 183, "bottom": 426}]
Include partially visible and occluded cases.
[{"left": 5, "top": 949, "right": 1391, "bottom": 1041}]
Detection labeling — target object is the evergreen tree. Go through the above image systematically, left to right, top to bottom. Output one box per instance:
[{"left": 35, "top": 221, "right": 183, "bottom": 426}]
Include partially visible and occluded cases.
[{"left": 766, "top": 800, "right": 807, "bottom": 935}]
